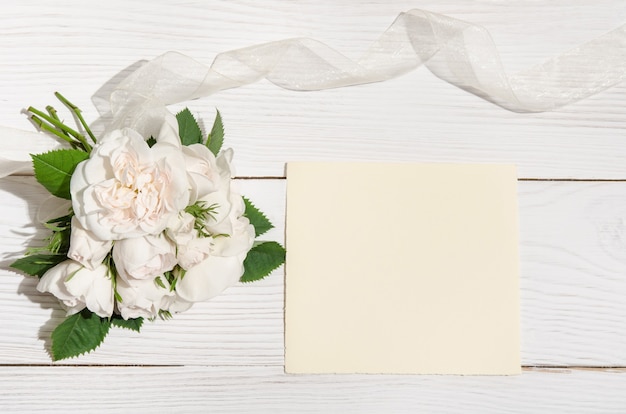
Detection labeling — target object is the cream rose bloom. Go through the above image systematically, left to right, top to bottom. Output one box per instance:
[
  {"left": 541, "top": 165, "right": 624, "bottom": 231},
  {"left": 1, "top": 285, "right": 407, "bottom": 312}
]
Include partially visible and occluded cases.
[
  {"left": 70, "top": 116, "right": 190, "bottom": 240},
  {"left": 167, "top": 143, "right": 255, "bottom": 302},
  {"left": 183, "top": 144, "right": 220, "bottom": 204},
  {"left": 184, "top": 145, "right": 234, "bottom": 203},
  {"left": 176, "top": 191, "right": 255, "bottom": 302},
  {"left": 166, "top": 212, "right": 214, "bottom": 270},
  {"left": 67, "top": 216, "right": 113, "bottom": 270},
  {"left": 112, "top": 234, "right": 177, "bottom": 282},
  {"left": 37, "top": 260, "right": 114, "bottom": 318},
  {"left": 116, "top": 276, "right": 173, "bottom": 320}
]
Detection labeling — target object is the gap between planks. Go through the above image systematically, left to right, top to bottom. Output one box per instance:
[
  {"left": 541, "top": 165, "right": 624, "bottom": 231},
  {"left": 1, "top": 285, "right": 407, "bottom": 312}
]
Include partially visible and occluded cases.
[
  {"left": 10, "top": 173, "right": 626, "bottom": 182},
  {"left": 241, "top": 177, "right": 626, "bottom": 182},
  {"left": 0, "top": 364, "right": 623, "bottom": 373}
]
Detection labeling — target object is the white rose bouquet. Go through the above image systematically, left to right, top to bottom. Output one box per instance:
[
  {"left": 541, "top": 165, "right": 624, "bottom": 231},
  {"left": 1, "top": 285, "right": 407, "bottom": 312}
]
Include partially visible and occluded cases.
[{"left": 11, "top": 93, "right": 285, "bottom": 360}]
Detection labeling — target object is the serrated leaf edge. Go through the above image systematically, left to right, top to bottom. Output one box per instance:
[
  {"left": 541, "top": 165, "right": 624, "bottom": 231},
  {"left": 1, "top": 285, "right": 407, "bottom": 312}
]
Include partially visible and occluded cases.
[
  {"left": 176, "top": 108, "right": 203, "bottom": 146},
  {"left": 206, "top": 109, "right": 224, "bottom": 156},
  {"left": 31, "top": 149, "right": 89, "bottom": 199},
  {"left": 243, "top": 196, "right": 274, "bottom": 237},
  {"left": 240, "top": 241, "right": 286, "bottom": 283},
  {"left": 51, "top": 311, "right": 111, "bottom": 361},
  {"left": 111, "top": 317, "right": 143, "bottom": 332}
]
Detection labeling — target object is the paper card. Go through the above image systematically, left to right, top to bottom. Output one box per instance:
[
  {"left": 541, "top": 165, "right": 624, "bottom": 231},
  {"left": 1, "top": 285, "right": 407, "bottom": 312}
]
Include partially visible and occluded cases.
[{"left": 284, "top": 162, "right": 520, "bottom": 375}]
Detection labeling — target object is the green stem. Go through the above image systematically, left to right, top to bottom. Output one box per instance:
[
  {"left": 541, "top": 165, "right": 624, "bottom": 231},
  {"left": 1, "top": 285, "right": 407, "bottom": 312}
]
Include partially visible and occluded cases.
[
  {"left": 54, "top": 92, "right": 97, "bottom": 144},
  {"left": 45, "top": 105, "right": 71, "bottom": 141},
  {"left": 45, "top": 105, "right": 62, "bottom": 127},
  {"left": 28, "top": 106, "right": 92, "bottom": 152},
  {"left": 30, "top": 115, "right": 77, "bottom": 148}
]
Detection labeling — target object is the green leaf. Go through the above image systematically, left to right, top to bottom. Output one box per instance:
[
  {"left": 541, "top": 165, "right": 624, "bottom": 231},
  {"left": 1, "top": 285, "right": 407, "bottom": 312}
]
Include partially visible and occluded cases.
[
  {"left": 176, "top": 108, "right": 202, "bottom": 146},
  {"left": 206, "top": 109, "right": 224, "bottom": 156},
  {"left": 146, "top": 136, "right": 157, "bottom": 147},
  {"left": 31, "top": 149, "right": 89, "bottom": 199},
  {"left": 243, "top": 197, "right": 274, "bottom": 237},
  {"left": 27, "top": 213, "right": 73, "bottom": 256},
  {"left": 45, "top": 213, "right": 72, "bottom": 230},
  {"left": 240, "top": 241, "right": 285, "bottom": 283},
  {"left": 10, "top": 254, "right": 66, "bottom": 278},
  {"left": 154, "top": 276, "right": 166, "bottom": 289},
  {"left": 51, "top": 309, "right": 111, "bottom": 361},
  {"left": 158, "top": 309, "right": 173, "bottom": 320},
  {"left": 111, "top": 315, "right": 143, "bottom": 332}
]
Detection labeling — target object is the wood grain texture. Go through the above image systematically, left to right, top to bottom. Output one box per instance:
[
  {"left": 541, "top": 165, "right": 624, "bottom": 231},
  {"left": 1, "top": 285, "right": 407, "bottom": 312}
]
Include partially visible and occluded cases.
[
  {"left": 0, "top": 1, "right": 625, "bottom": 178},
  {"left": 1, "top": 1, "right": 626, "bottom": 412},
  {"left": 1, "top": 177, "right": 626, "bottom": 367},
  {"left": 0, "top": 366, "right": 625, "bottom": 414}
]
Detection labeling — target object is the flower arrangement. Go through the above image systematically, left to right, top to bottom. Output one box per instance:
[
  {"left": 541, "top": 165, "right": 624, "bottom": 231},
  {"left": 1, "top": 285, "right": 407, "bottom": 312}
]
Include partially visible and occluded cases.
[{"left": 10, "top": 93, "right": 285, "bottom": 361}]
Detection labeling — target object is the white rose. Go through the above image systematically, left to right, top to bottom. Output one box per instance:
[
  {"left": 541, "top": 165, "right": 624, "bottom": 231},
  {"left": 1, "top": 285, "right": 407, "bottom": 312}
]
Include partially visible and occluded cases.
[
  {"left": 70, "top": 119, "right": 189, "bottom": 240},
  {"left": 182, "top": 144, "right": 220, "bottom": 203},
  {"left": 183, "top": 145, "right": 235, "bottom": 202},
  {"left": 215, "top": 148, "right": 235, "bottom": 184},
  {"left": 174, "top": 152, "right": 254, "bottom": 302},
  {"left": 196, "top": 190, "right": 232, "bottom": 232},
  {"left": 204, "top": 193, "right": 255, "bottom": 256},
  {"left": 176, "top": 194, "right": 254, "bottom": 303},
  {"left": 166, "top": 211, "right": 196, "bottom": 246},
  {"left": 166, "top": 212, "right": 215, "bottom": 270},
  {"left": 67, "top": 216, "right": 113, "bottom": 270},
  {"left": 212, "top": 218, "right": 254, "bottom": 257},
  {"left": 113, "top": 234, "right": 176, "bottom": 281},
  {"left": 177, "top": 237, "right": 216, "bottom": 270},
  {"left": 175, "top": 253, "right": 248, "bottom": 302},
  {"left": 37, "top": 260, "right": 114, "bottom": 318},
  {"left": 161, "top": 270, "right": 194, "bottom": 314},
  {"left": 116, "top": 276, "right": 173, "bottom": 320}
]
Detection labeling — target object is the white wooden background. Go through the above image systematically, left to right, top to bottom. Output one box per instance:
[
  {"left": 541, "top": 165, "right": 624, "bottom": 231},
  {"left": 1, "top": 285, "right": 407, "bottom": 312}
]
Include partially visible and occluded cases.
[{"left": 1, "top": 1, "right": 626, "bottom": 412}]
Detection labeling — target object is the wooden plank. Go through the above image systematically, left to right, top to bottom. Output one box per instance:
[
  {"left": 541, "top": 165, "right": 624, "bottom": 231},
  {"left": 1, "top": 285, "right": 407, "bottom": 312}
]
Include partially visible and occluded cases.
[
  {"left": 0, "top": 1, "right": 625, "bottom": 178},
  {"left": 2, "top": 2, "right": 626, "bottom": 412},
  {"left": 1, "top": 177, "right": 626, "bottom": 366},
  {"left": 0, "top": 366, "right": 624, "bottom": 413}
]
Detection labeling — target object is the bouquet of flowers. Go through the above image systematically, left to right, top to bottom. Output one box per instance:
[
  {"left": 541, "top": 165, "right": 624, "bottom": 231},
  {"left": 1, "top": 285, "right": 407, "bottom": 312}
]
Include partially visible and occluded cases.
[{"left": 10, "top": 93, "right": 285, "bottom": 361}]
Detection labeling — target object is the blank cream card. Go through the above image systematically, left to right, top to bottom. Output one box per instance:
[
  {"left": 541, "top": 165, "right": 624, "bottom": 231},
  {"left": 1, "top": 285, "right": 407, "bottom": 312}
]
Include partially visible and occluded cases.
[{"left": 285, "top": 162, "right": 520, "bottom": 375}]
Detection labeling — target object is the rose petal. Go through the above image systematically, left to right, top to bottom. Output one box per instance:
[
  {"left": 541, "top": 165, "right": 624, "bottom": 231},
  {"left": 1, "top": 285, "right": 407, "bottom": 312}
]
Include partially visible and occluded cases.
[
  {"left": 68, "top": 216, "right": 113, "bottom": 270},
  {"left": 113, "top": 234, "right": 177, "bottom": 281},
  {"left": 176, "top": 254, "right": 245, "bottom": 302},
  {"left": 65, "top": 264, "right": 114, "bottom": 318},
  {"left": 116, "top": 276, "right": 173, "bottom": 320}
]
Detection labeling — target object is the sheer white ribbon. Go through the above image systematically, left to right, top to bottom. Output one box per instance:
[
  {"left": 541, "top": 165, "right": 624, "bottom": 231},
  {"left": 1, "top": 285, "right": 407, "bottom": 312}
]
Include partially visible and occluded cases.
[{"left": 1, "top": 9, "right": 625, "bottom": 176}]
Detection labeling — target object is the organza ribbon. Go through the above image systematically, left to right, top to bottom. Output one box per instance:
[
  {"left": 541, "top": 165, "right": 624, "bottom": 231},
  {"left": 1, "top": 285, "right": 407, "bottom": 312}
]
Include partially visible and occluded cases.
[{"left": 2, "top": 9, "right": 625, "bottom": 176}]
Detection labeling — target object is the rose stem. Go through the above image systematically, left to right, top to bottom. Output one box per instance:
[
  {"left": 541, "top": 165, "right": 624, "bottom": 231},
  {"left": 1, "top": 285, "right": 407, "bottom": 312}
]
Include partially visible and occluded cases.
[
  {"left": 54, "top": 92, "right": 97, "bottom": 145},
  {"left": 45, "top": 105, "right": 67, "bottom": 137},
  {"left": 27, "top": 106, "right": 92, "bottom": 152},
  {"left": 29, "top": 114, "right": 78, "bottom": 148}
]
